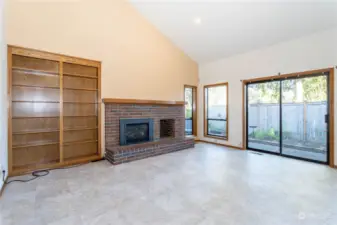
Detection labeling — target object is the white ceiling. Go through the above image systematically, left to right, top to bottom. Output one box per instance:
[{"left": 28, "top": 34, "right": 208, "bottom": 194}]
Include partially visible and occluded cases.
[{"left": 129, "top": 0, "right": 337, "bottom": 63}]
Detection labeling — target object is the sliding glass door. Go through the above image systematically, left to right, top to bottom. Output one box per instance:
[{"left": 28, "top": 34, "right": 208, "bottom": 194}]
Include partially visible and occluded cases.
[
  {"left": 246, "top": 73, "right": 329, "bottom": 164},
  {"left": 281, "top": 75, "right": 328, "bottom": 162},
  {"left": 247, "top": 81, "right": 280, "bottom": 153}
]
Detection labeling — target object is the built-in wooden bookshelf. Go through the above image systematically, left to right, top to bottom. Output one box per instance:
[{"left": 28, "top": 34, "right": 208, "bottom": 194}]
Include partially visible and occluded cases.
[{"left": 8, "top": 46, "right": 102, "bottom": 176}]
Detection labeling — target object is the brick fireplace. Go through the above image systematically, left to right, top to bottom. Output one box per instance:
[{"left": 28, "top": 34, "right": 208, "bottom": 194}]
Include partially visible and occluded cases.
[{"left": 104, "top": 99, "right": 195, "bottom": 165}]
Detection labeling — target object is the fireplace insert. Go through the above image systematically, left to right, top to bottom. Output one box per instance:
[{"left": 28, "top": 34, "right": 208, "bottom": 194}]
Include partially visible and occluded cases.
[{"left": 120, "top": 118, "right": 154, "bottom": 145}]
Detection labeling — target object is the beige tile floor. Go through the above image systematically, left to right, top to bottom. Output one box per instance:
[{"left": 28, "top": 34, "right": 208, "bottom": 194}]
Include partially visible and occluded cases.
[{"left": 1, "top": 143, "right": 337, "bottom": 225}]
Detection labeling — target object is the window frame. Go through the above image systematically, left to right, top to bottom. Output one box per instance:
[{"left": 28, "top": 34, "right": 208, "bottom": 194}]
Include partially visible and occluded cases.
[
  {"left": 204, "top": 82, "right": 229, "bottom": 140},
  {"left": 184, "top": 85, "right": 197, "bottom": 136}
]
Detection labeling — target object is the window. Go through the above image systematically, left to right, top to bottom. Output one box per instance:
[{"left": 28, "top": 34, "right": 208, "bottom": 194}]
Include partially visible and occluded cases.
[
  {"left": 204, "top": 83, "right": 228, "bottom": 139},
  {"left": 184, "top": 85, "right": 197, "bottom": 136}
]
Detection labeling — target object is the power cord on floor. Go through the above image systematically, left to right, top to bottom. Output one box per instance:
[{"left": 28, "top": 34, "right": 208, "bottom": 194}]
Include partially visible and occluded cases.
[
  {"left": 3, "top": 163, "right": 89, "bottom": 185},
  {"left": 5, "top": 170, "right": 50, "bottom": 184}
]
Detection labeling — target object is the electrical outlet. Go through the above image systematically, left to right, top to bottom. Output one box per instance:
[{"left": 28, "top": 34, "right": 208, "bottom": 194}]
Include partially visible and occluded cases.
[{"left": 0, "top": 164, "right": 6, "bottom": 182}]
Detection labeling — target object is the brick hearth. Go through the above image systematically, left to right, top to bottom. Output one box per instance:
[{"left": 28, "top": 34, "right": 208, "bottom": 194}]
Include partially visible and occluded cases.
[{"left": 104, "top": 101, "right": 195, "bottom": 165}]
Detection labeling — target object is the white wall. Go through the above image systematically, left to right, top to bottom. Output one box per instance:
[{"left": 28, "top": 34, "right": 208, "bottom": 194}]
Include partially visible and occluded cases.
[
  {"left": 0, "top": 0, "right": 8, "bottom": 190},
  {"left": 6, "top": 0, "right": 198, "bottom": 101},
  {"left": 199, "top": 27, "right": 337, "bottom": 166}
]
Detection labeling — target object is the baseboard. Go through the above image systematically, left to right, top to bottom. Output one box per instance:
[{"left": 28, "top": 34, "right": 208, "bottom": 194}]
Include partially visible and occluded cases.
[
  {"left": 196, "top": 139, "right": 244, "bottom": 150},
  {"left": 91, "top": 157, "right": 105, "bottom": 163},
  {"left": 0, "top": 178, "right": 7, "bottom": 197}
]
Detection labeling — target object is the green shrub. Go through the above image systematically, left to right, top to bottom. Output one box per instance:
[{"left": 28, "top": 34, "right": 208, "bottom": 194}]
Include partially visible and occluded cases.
[
  {"left": 185, "top": 109, "right": 192, "bottom": 118},
  {"left": 251, "top": 128, "right": 279, "bottom": 141},
  {"left": 254, "top": 130, "right": 265, "bottom": 139}
]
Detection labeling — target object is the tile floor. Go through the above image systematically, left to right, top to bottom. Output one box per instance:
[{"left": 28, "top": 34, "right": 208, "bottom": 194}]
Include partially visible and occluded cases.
[{"left": 1, "top": 143, "right": 337, "bottom": 225}]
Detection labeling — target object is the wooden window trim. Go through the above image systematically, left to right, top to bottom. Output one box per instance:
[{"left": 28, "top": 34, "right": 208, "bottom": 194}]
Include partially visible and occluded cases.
[
  {"left": 242, "top": 68, "right": 335, "bottom": 168},
  {"left": 204, "top": 82, "right": 229, "bottom": 140},
  {"left": 184, "top": 85, "right": 197, "bottom": 136}
]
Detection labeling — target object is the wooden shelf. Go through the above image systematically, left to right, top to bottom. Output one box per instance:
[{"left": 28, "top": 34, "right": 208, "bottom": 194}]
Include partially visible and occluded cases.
[
  {"left": 12, "top": 66, "right": 59, "bottom": 76},
  {"left": 63, "top": 72, "right": 98, "bottom": 79},
  {"left": 13, "top": 84, "right": 60, "bottom": 90},
  {"left": 63, "top": 87, "right": 97, "bottom": 91},
  {"left": 12, "top": 100, "right": 60, "bottom": 103},
  {"left": 63, "top": 102, "right": 98, "bottom": 104},
  {"left": 12, "top": 115, "right": 97, "bottom": 119},
  {"left": 63, "top": 115, "right": 97, "bottom": 118},
  {"left": 13, "top": 116, "right": 60, "bottom": 119},
  {"left": 64, "top": 127, "right": 97, "bottom": 132},
  {"left": 13, "top": 129, "right": 60, "bottom": 135},
  {"left": 63, "top": 140, "right": 98, "bottom": 146},
  {"left": 13, "top": 142, "right": 59, "bottom": 149},
  {"left": 65, "top": 154, "right": 99, "bottom": 162},
  {"left": 11, "top": 155, "right": 102, "bottom": 177},
  {"left": 11, "top": 155, "right": 102, "bottom": 176},
  {"left": 63, "top": 155, "right": 101, "bottom": 166},
  {"left": 13, "top": 160, "right": 60, "bottom": 174}
]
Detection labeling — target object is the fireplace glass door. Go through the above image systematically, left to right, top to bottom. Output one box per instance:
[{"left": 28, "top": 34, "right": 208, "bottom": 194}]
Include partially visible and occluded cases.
[
  {"left": 120, "top": 118, "right": 154, "bottom": 146},
  {"left": 125, "top": 123, "right": 150, "bottom": 145}
]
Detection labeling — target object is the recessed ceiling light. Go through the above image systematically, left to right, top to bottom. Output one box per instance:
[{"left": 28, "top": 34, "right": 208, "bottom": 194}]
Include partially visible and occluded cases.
[{"left": 194, "top": 18, "right": 201, "bottom": 24}]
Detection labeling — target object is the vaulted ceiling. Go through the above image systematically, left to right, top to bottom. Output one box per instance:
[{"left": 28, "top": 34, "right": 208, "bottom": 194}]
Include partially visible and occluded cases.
[{"left": 129, "top": 0, "right": 337, "bottom": 63}]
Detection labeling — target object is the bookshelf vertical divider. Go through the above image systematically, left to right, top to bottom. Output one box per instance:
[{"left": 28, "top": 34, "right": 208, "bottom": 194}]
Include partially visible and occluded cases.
[{"left": 59, "top": 61, "right": 64, "bottom": 163}]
